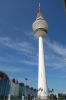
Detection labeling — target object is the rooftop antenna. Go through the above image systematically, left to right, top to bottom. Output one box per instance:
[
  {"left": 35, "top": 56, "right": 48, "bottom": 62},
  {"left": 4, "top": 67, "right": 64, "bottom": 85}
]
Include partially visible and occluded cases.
[
  {"left": 37, "top": 0, "right": 44, "bottom": 19},
  {"left": 38, "top": 0, "right": 41, "bottom": 13}
]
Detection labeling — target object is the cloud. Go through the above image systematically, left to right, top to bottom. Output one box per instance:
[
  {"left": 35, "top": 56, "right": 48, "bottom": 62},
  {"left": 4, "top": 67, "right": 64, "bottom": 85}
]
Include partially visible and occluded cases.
[
  {"left": 13, "top": 26, "right": 23, "bottom": 32},
  {"left": 13, "top": 26, "right": 35, "bottom": 40},
  {"left": 24, "top": 31, "right": 35, "bottom": 40},
  {"left": 0, "top": 36, "right": 38, "bottom": 67},
  {"left": 1, "top": 36, "right": 66, "bottom": 71},
  {"left": 0, "top": 37, "right": 36, "bottom": 54},
  {"left": 45, "top": 39, "right": 66, "bottom": 57},
  {"left": 45, "top": 39, "right": 66, "bottom": 70},
  {"left": 0, "top": 55, "right": 38, "bottom": 67},
  {"left": 22, "top": 59, "right": 38, "bottom": 66},
  {"left": 0, "top": 65, "right": 31, "bottom": 73}
]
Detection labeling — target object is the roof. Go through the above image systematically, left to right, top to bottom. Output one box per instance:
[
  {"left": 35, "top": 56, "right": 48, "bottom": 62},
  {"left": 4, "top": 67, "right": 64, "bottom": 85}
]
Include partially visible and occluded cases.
[{"left": 0, "top": 71, "right": 9, "bottom": 80}]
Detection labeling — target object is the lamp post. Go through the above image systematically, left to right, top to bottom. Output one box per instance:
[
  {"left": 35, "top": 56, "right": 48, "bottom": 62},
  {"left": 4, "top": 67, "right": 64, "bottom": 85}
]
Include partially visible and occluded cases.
[
  {"left": 25, "top": 78, "right": 28, "bottom": 100},
  {"left": 25, "top": 78, "right": 28, "bottom": 86}
]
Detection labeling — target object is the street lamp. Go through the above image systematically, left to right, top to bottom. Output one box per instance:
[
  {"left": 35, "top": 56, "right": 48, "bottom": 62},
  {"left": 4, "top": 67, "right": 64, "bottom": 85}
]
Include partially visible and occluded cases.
[
  {"left": 25, "top": 78, "right": 28, "bottom": 100},
  {"left": 25, "top": 78, "right": 28, "bottom": 86}
]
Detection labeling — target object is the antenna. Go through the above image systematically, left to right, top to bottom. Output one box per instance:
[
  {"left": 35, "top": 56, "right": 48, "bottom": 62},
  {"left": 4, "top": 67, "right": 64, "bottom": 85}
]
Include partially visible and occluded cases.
[
  {"left": 38, "top": 0, "right": 41, "bottom": 12},
  {"left": 38, "top": 0, "right": 42, "bottom": 14},
  {"left": 38, "top": 0, "right": 41, "bottom": 3}
]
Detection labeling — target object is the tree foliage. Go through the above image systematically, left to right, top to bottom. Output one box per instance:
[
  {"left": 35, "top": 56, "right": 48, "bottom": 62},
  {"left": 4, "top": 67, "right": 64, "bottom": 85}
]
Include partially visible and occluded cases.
[{"left": 49, "top": 93, "right": 66, "bottom": 100}]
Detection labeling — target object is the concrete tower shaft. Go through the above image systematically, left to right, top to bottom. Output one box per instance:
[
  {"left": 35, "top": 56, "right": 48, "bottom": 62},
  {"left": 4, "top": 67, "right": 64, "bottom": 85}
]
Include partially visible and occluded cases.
[{"left": 38, "top": 36, "right": 48, "bottom": 100}]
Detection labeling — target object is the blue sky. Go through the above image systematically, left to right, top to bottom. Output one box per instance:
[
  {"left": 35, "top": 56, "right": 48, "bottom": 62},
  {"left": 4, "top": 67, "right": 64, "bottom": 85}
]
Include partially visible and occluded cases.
[{"left": 0, "top": 0, "right": 66, "bottom": 93}]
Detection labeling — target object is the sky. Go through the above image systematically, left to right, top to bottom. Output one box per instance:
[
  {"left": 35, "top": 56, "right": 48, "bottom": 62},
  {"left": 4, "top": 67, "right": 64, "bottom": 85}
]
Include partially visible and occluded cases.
[{"left": 0, "top": 0, "right": 66, "bottom": 93}]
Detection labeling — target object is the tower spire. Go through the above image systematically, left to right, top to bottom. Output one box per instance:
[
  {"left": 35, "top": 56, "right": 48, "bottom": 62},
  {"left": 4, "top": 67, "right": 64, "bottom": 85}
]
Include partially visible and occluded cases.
[
  {"left": 36, "top": 0, "right": 44, "bottom": 20},
  {"left": 38, "top": 1, "right": 41, "bottom": 13}
]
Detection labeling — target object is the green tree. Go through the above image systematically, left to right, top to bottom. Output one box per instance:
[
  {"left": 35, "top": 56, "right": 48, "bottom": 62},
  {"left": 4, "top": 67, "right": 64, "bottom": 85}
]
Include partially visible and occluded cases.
[
  {"left": 58, "top": 93, "right": 65, "bottom": 100},
  {"left": 49, "top": 94, "right": 57, "bottom": 100}
]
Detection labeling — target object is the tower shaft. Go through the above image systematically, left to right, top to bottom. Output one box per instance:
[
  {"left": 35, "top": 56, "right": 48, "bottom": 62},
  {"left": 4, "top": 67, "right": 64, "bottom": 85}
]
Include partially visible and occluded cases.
[{"left": 38, "top": 36, "right": 48, "bottom": 100}]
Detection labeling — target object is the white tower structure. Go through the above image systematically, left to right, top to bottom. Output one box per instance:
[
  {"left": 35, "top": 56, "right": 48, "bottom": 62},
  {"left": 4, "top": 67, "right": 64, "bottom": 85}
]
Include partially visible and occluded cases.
[{"left": 32, "top": 2, "right": 48, "bottom": 100}]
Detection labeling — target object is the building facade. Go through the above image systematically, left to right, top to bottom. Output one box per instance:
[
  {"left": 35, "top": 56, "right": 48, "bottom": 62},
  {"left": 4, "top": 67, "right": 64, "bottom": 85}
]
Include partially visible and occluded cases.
[{"left": 0, "top": 71, "right": 37, "bottom": 100}]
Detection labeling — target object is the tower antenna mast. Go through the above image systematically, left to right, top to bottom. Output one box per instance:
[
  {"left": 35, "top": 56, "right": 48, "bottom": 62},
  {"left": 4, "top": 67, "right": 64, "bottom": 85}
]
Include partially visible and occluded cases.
[{"left": 38, "top": 0, "right": 41, "bottom": 12}]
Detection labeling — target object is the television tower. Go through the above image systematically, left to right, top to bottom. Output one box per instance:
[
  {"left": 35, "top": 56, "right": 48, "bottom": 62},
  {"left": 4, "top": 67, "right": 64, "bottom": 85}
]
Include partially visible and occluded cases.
[{"left": 32, "top": 1, "right": 48, "bottom": 100}]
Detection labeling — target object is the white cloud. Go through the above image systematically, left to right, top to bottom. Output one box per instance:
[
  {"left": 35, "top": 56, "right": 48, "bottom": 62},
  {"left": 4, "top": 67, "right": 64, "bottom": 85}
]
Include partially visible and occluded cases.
[
  {"left": 24, "top": 31, "right": 35, "bottom": 40},
  {"left": 0, "top": 37, "right": 36, "bottom": 54},
  {"left": 0, "top": 37, "right": 38, "bottom": 67},
  {"left": 1, "top": 37, "right": 66, "bottom": 71},
  {"left": 45, "top": 39, "right": 66, "bottom": 57},
  {"left": 45, "top": 39, "right": 66, "bottom": 70},
  {"left": 0, "top": 55, "right": 38, "bottom": 67},
  {"left": 22, "top": 59, "right": 38, "bottom": 66},
  {"left": 0, "top": 65, "right": 30, "bottom": 73}
]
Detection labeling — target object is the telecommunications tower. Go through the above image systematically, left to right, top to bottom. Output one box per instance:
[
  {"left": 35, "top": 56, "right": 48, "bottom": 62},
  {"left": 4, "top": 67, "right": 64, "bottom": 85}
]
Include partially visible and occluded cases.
[{"left": 32, "top": 2, "right": 48, "bottom": 100}]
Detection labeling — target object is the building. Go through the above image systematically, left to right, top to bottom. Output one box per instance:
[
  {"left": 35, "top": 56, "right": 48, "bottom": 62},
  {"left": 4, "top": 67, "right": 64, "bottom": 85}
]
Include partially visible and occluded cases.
[
  {"left": 32, "top": 2, "right": 48, "bottom": 100},
  {"left": 0, "top": 71, "right": 37, "bottom": 100}
]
